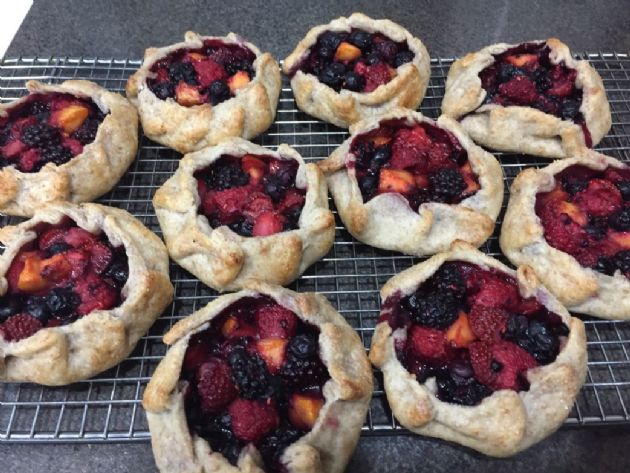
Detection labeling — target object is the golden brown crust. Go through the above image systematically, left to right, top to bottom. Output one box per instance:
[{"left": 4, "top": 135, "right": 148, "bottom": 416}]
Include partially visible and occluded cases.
[
  {"left": 282, "top": 13, "right": 431, "bottom": 128},
  {"left": 126, "top": 32, "right": 281, "bottom": 153},
  {"left": 441, "top": 38, "right": 611, "bottom": 158},
  {"left": 0, "top": 80, "right": 138, "bottom": 217},
  {"left": 318, "top": 109, "right": 503, "bottom": 255},
  {"left": 153, "top": 138, "right": 335, "bottom": 292},
  {"left": 500, "top": 150, "right": 630, "bottom": 319},
  {"left": 0, "top": 202, "right": 173, "bottom": 385},
  {"left": 368, "top": 241, "right": 587, "bottom": 457},
  {"left": 144, "top": 282, "right": 373, "bottom": 473}
]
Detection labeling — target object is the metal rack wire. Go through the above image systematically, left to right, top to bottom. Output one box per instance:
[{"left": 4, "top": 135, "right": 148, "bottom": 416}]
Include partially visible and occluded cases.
[{"left": 0, "top": 53, "right": 629, "bottom": 443}]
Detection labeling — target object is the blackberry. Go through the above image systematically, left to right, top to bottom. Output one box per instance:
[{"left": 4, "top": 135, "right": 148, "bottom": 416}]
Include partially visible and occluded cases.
[
  {"left": 348, "top": 30, "right": 372, "bottom": 50},
  {"left": 372, "top": 40, "right": 397, "bottom": 63},
  {"left": 394, "top": 51, "right": 415, "bottom": 68},
  {"left": 224, "top": 59, "right": 253, "bottom": 77},
  {"left": 168, "top": 62, "right": 198, "bottom": 85},
  {"left": 318, "top": 62, "right": 346, "bottom": 90},
  {"left": 497, "top": 63, "right": 522, "bottom": 83},
  {"left": 533, "top": 69, "right": 551, "bottom": 92},
  {"left": 343, "top": 71, "right": 365, "bottom": 91},
  {"left": 209, "top": 80, "right": 231, "bottom": 105},
  {"left": 151, "top": 81, "right": 175, "bottom": 100},
  {"left": 559, "top": 99, "right": 581, "bottom": 121},
  {"left": 27, "top": 101, "right": 51, "bottom": 116},
  {"left": 72, "top": 117, "right": 101, "bottom": 145},
  {"left": 21, "top": 123, "right": 60, "bottom": 148},
  {"left": 0, "top": 127, "right": 10, "bottom": 147},
  {"left": 353, "top": 140, "right": 376, "bottom": 170},
  {"left": 40, "top": 143, "right": 73, "bottom": 166},
  {"left": 207, "top": 161, "right": 249, "bottom": 190},
  {"left": 429, "top": 168, "right": 466, "bottom": 200},
  {"left": 263, "top": 174, "right": 285, "bottom": 202},
  {"left": 561, "top": 178, "right": 588, "bottom": 195},
  {"left": 615, "top": 181, "right": 630, "bottom": 201},
  {"left": 283, "top": 206, "right": 302, "bottom": 231},
  {"left": 609, "top": 208, "right": 630, "bottom": 231},
  {"left": 586, "top": 216, "right": 608, "bottom": 240},
  {"left": 613, "top": 250, "right": 630, "bottom": 274},
  {"left": 104, "top": 253, "right": 129, "bottom": 287},
  {"left": 595, "top": 256, "right": 615, "bottom": 275},
  {"left": 430, "top": 262, "right": 466, "bottom": 299},
  {"left": 45, "top": 288, "right": 80, "bottom": 318},
  {"left": 405, "top": 293, "right": 459, "bottom": 329},
  {"left": 24, "top": 296, "right": 51, "bottom": 323},
  {"left": 0, "top": 297, "right": 22, "bottom": 323},
  {"left": 287, "top": 334, "right": 318, "bottom": 359},
  {"left": 228, "top": 347, "right": 279, "bottom": 400},
  {"left": 280, "top": 352, "right": 328, "bottom": 389},
  {"left": 436, "top": 370, "right": 492, "bottom": 406},
  {"left": 193, "top": 412, "right": 243, "bottom": 466},
  {"left": 258, "top": 425, "right": 304, "bottom": 471}
]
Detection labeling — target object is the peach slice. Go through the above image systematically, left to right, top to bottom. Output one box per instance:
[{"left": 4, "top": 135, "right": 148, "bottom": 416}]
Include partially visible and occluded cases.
[
  {"left": 334, "top": 41, "right": 362, "bottom": 62},
  {"left": 187, "top": 52, "right": 206, "bottom": 62},
  {"left": 506, "top": 54, "right": 538, "bottom": 68},
  {"left": 228, "top": 71, "right": 250, "bottom": 94},
  {"left": 175, "top": 82, "right": 204, "bottom": 106},
  {"left": 51, "top": 105, "right": 89, "bottom": 134},
  {"left": 371, "top": 134, "right": 392, "bottom": 147},
  {"left": 242, "top": 155, "right": 266, "bottom": 185},
  {"left": 460, "top": 162, "right": 481, "bottom": 194},
  {"left": 378, "top": 169, "right": 415, "bottom": 194},
  {"left": 539, "top": 185, "right": 569, "bottom": 206},
  {"left": 558, "top": 201, "right": 588, "bottom": 227},
  {"left": 610, "top": 231, "right": 630, "bottom": 249},
  {"left": 17, "top": 253, "right": 71, "bottom": 292},
  {"left": 445, "top": 312, "right": 476, "bottom": 348},
  {"left": 221, "top": 316, "right": 239, "bottom": 338},
  {"left": 255, "top": 338, "right": 288, "bottom": 374},
  {"left": 288, "top": 394, "right": 325, "bottom": 430}
]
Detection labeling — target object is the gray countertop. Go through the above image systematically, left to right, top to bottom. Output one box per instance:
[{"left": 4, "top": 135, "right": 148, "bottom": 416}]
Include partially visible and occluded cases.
[{"left": 2, "top": 0, "right": 630, "bottom": 472}]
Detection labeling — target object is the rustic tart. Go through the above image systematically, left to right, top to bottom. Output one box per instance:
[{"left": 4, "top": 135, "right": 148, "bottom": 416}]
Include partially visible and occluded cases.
[
  {"left": 0, "top": 202, "right": 173, "bottom": 385},
  {"left": 369, "top": 242, "right": 587, "bottom": 456},
  {"left": 144, "top": 282, "right": 372, "bottom": 473}
]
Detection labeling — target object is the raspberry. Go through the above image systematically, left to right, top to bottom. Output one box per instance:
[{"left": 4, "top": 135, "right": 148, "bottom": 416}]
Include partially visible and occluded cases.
[
  {"left": 192, "top": 58, "right": 228, "bottom": 87},
  {"left": 361, "top": 62, "right": 393, "bottom": 92},
  {"left": 547, "top": 66, "right": 577, "bottom": 97},
  {"left": 498, "top": 76, "right": 538, "bottom": 105},
  {"left": 390, "top": 126, "right": 431, "bottom": 171},
  {"left": 427, "top": 142, "right": 455, "bottom": 171},
  {"left": 18, "top": 148, "right": 42, "bottom": 172},
  {"left": 574, "top": 179, "right": 622, "bottom": 217},
  {"left": 213, "top": 187, "right": 251, "bottom": 223},
  {"left": 279, "top": 188, "right": 305, "bottom": 212},
  {"left": 242, "top": 192, "right": 274, "bottom": 220},
  {"left": 539, "top": 207, "right": 587, "bottom": 255},
  {"left": 39, "top": 228, "right": 67, "bottom": 251},
  {"left": 65, "top": 249, "right": 90, "bottom": 279},
  {"left": 75, "top": 273, "right": 118, "bottom": 315},
  {"left": 469, "top": 273, "right": 520, "bottom": 311},
  {"left": 255, "top": 304, "right": 298, "bottom": 339},
  {"left": 468, "top": 306, "right": 508, "bottom": 342},
  {"left": 0, "top": 313, "right": 43, "bottom": 341},
  {"left": 407, "top": 325, "right": 448, "bottom": 360},
  {"left": 469, "top": 341, "right": 537, "bottom": 391},
  {"left": 196, "top": 358, "right": 237, "bottom": 414},
  {"left": 228, "top": 398, "right": 279, "bottom": 443}
]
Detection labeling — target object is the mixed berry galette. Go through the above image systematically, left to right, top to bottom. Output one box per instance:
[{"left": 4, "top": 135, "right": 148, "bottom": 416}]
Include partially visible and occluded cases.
[
  {"left": 283, "top": 13, "right": 430, "bottom": 128},
  {"left": 127, "top": 31, "right": 281, "bottom": 153},
  {"left": 441, "top": 39, "right": 611, "bottom": 158},
  {"left": 0, "top": 80, "right": 138, "bottom": 216},
  {"left": 318, "top": 109, "right": 503, "bottom": 255},
  {"left": 153, "top": 139, "right": 335, "bottom": 291},
  {"left": 501, "top": 151, "right": 630, "bottom": 319},
  {"left": 0, "top": 202, "right": 173, "bottom": 385},
  {"left": 369, "top": 242, "right": 586, "bottom": 457},
  {"left": 144, "top": 283, "right": 372, "bottom": 473}
]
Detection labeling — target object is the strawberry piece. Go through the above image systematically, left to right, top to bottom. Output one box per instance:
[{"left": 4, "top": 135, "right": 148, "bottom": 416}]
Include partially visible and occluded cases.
[
  {"left": 192, "top": 58, "right": 227, "bottom": 87},
  {"left": 361, "top": 62, "right": 395, "bottom": 93},
  {"left": 498, "top": 76, "right": 538, "bottom": 105},
  {"left": 390, "top": 126, "right": 431, "bottom": 171},
  {"left": 62, "top": 137, "right": 84, "bottom": 155},
  {"left": 2, "top": 139, "right": 27, "bottom": 158},
  {"left": 18, "top": 149, "right": 41, "bottom": 172},
  {"left": 377, "top": 169, "right": 415, "bottom": 195},
  {"left": 574, "top": 178, "right": 622, "bottom": 217},
  {"left": 213, "top": 187, "right": 250, "bottom": 223},
  {"left": 279, "top": 188, "right": 305, "bottom": 212},
  {"left": 201, "top": 190, "right": 217, "bottom": 217},
  {"left": 243, "top": 192, "right": 274, "bottom": 220},
  {"left": 252, "top": 212, "right": 285, "bottom": 237},
  {"left": 64, "top": 227, "right": 98, "bottom": 248},
  {"left": 89, "top": 241, "right": 113, "bottom": 274},
  {"left": 64, "top": 249, "right": 90, "bottom": 278},
  {"left": 75, "top": 273, "right": 118, "bottom": 315},
  {"left": 255, "top": 304, "right": 298, "bottom": 339},
  {"left": 468, "top": 306, "right": 508, "bottom": 342},
  {"left": 445, "top": 312, "right": 476, "bottom": 348},
  {"left": 0, "top": 313, "right": 43, "bottom": 342},
  {"left": 407, "top": 325, "right": 447, "bottom": 360},
  {"left": 255, "top": 338, "right": 288, "bottom": 374},
  {"left": 470, "top": 341, "right": 538, "bottom": 391},
  {"left": 196, "top": 358, "right": 237, "bottom": 414},
  {"left": 288, "top": 393, "right": 325, "bottom": 430},
  {"left": 229, "top": 398, "right": 280, "bottom": 442}
]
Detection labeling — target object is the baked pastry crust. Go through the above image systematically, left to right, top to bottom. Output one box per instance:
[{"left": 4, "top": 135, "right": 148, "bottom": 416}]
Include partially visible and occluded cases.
[
  {"left": 282, "top": 12, "right": 431, "bottom": 128},
  {"left": 126, "top": 31, "right": 281, "bottom": 154},
  {"left": 441, "top": 38, "right": 611, "bottom": 158},
  {"left": 0, "top": 80, "right": 138, "bottom": 217},
  {"left": 318, "top": 108, "right": 503, "bottom": 255},
  {"left": 153, "top": 138, "right": 335, "bottom": 291},
  {"left": 500, "top": 150, "right": 630, "bottom": 319},
  {"left": 0, "top": 202, "right": 174, "bottom": 385},
  {"left": 368, "top": 241, "right": 587, "bottom": 457},
  {"left": 143, "top": 281, "right": 373, "bottom": 473}
]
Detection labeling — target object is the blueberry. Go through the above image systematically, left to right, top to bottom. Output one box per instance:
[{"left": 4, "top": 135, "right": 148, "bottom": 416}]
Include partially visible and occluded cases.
[
  {"left": 348, "top": 30, "right": 372, "bottom": 50},
  {"left": 318, "top": 31, "right": 343, "bottom": 52},
  {"left": 317, "top": 45, "right": 335, "bottom": 60},
  {"left": 394, "top": 51, "right": 414, "bottom": 68},
  {"left": 364, "top": 54, "right": 380, "bottom": 66},
  {"left": 168, "top": 62, "right": 198, "bottom": 85},
  {"left": 317, "top": 62, "right": 346, "bottom": 90},
  {"left": 497, "top": 63, "right": 522, "bottom": 83},
  {"left": 534, "top": 70, "right": 551, "bottom": 92},
  {"left": 343, "top": 71, "right": 365, "bottom": 91},
  {"left": 209, "top": 80, "right": 231, "bottom": 105},
  {"left": 151, "top": 82, "right": 175, "bottom": 100},
  {"left": 560, "top": 99, "right": 581, "bottom": 121},
  {"left": 372, "top": 146, "right": 391, "bottom": 167},
  {"left": 263, "top": 174, "right": 285, "bottom": 202},
  {"left": 359, "top": 174, "right": 378, "bottom": 199},
  {"left": 561, "top": 178, "right": 588, "bottom": 195},
  {"left": 616, "top": 181, "right": 630, "bottom": 201},
  {"left": 609, "top": 208, "right": 630, "bottom": 231},
  {"left": 228, "top": 219, "right": 253, "bottom": 237},
  {"left": 46, "top": 242, "right": 71, "bottom": 256},
  {"left": 614, "top": 250, "right": 630, "bottom": 274},
  {"left": 104, "top": 258, "right": 129, "bottom": 286},
  {"left": 45, "top": 288, "right": 79, "bottom": 318},
  {"left": 25, "top": 296, "right": 51, "bottom": 322},
  {"left": 0, "top": 297, "right": 22, "bottom": 322},
  {"left": 288, "top": 334, "right": 318, "bottom": 358},
  {"left": 490, "top": 360, "right": 503, "bottom": 372}
]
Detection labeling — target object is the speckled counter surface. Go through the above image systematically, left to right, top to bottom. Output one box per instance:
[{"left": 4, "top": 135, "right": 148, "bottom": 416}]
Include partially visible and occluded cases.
[{"left": 2, "top": 0, "right": 630, "bottom": 472}]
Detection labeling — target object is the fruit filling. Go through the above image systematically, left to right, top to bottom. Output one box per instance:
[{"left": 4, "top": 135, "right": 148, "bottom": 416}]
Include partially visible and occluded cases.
[
  {"left": 289, "top": 29, "right": 415, "bottom": 93},
  {"left": 147, "top": 40, "right": 256, "bottom": 106},
  {"left": 477, "top": 42, "right": 591, "bottom": 146},
  {"left": 0, "top": 93, "right": 106, "bottom": 173},
  {"left": 349, "top": 119, "right": 479, "bottom": 208},
  {"left": 195, "top": 154, "right": 306, "bottom": 237},
  {"left": 536, "top": 164, "right": 630, "bottom": 277},
  {"left": 0, "top": 219, "right": 129, "bottom": 342},
  {"left": 380, "top": 261, "right": 569, "bottom": 406},
  {"left": 181, "top": 296, "right": 330, "bottom": 471}
]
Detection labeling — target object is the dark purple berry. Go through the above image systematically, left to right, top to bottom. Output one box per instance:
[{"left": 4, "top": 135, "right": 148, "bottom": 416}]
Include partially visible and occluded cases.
[
  {"left": 348, "top": 30, "right": 372, "bottom": 50},
  {"left": 318, "top": 31, "right": 343, "bottom": 52},
  {"left": 373, "top": 40, "right": 397, "bottom": 63},
  {"left": 394, "top": 51, "right": 414, "bottom": 68},
  {"left": 168, "top": 62, "right": 198, "bottom": 85},
  {"left": 318, "top": 62, "right": 346, "bottom": 90},
  {"left": 497, "top": 63, "right": 522, "bottom": 83},
  {"left": 343, "top": 71, "right": 364, "bottom": 91},
  {"left": 209, "top": 80, "right": 231, "bottom": 105},
  {"left": 152, "top": 81, "right": 175, "bottom": 100},
  {"left": 560, "top": 99, "right": 581, "bottom": 121},
  {"left": 72, "top": 117, "right": 101, "bottom": 145},
  {"left": 21, "top": 123, "right": 60, "bottom": 148},
  {"left": 207, "top": 160, "right": 249, "bottom": 190},
  {"left": 429, "top": 168, "right": 466, "bottom": 199},
  {"left": 561, "top": 178, "right": 588, "bottom": 195},
  {"left": 615, "top": 181, "right": 630, "bottom": 201},
  {"left": 609, "top": 208, "right": 630, "bottom": 231},
  {"left": 406, "top": 293, "right": 458, "bottom": 329},
  {"left": 0, "top": 297, "right": 22, "bottom": 323},
  {"left": 287, "top": 334, "right": 318, "bottom": 358},
  {"left": 228, "top": 347, "right": 278, "bottom": 400}
]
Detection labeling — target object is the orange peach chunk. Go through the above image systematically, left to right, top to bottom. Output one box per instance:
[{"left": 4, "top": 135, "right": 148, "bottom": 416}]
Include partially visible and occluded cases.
[
  {"left": 334, "top": 42, "right": 362, "bottom": 62},
  {"left": 228, "top": 71, "right": 250, "bottom": 94},
  {"left": 175, "top": 82, "right": 204, "bottom": 106},
  {"left": 53, "top": 105, "right": 90, "bottom": 133},
  {"left": 378, "top": 169, "right": 415, "bottom": 194},
  {"left": 445, "top": 312, "right": 476, "bottom": 348},
  {"left": 255, "top": 338, "right": 288, "bottom": 374},
  {"left": 288, "top": 394, "right": 324, "bottom": 430}
]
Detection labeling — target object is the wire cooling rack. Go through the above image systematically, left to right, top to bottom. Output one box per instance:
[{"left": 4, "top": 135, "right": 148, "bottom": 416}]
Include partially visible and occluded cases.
[{"left": 0, "top": 53, "right": 629, "bottom": 443}]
